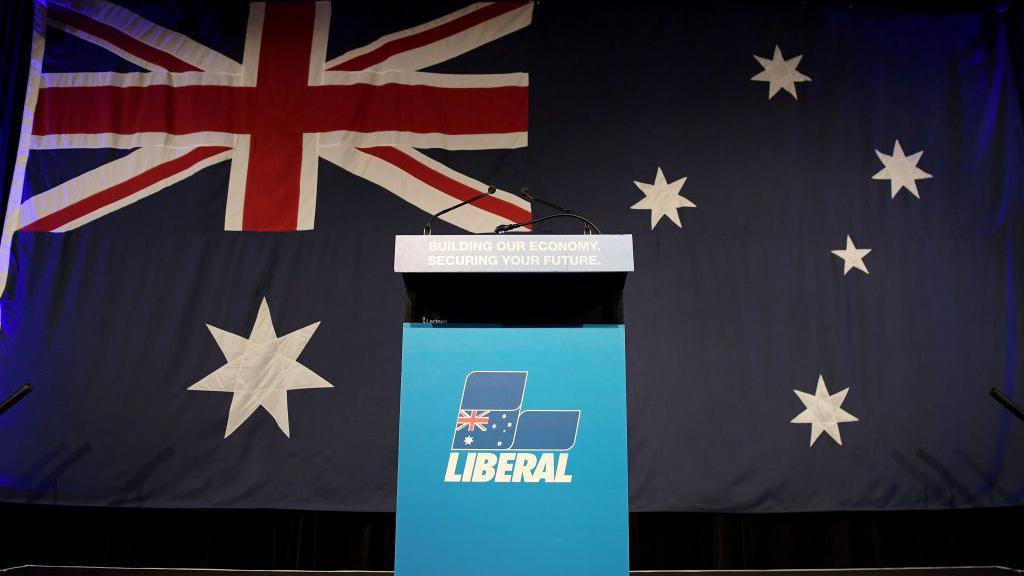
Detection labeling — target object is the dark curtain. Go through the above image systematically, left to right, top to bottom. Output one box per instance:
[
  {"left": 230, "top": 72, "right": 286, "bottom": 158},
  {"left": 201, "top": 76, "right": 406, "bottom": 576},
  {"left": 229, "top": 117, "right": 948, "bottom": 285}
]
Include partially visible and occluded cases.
[
  {"left": 1, "top": 0, "right": 1023, "bottom": 572},
  {"left": 0, "top": 505, "right": 1023, "bottom": 570}
]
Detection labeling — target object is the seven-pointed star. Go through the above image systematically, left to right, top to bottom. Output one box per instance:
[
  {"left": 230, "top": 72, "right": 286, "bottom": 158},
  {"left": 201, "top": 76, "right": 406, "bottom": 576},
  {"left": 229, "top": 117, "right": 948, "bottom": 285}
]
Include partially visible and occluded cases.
[
  {"left": 751, "top": 45, "right": 811, "bottom": 100},
  {"left": 872, "top": 140, "right": 933, "bottom": 198},
  {"left": 631, "top": 167, "right": 696, "bottom": 229},
  {"left": 831, "top": 235, "right": 872, "bottom": 275},
  {"left": 189, "top": 298, "right": 333, "bottom": 438},
  {"left": 791, "top": 375, "right": 859, "bottom": 446}
]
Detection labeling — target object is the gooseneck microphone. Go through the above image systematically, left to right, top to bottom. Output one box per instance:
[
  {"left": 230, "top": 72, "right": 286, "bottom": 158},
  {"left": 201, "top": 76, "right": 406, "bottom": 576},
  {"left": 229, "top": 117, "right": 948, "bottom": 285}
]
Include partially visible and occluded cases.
[
  {"left": 423, "top": 186, "right": 496, "bottom": 235},
  {"left": 495, "top": 187, "right": 601, "bottom": 234},
  {"left": 519, "top": 187, "right": 575, "bottom": 219},
  {"left": 495, "top": 213, "right": 601, "bottom": 234}
]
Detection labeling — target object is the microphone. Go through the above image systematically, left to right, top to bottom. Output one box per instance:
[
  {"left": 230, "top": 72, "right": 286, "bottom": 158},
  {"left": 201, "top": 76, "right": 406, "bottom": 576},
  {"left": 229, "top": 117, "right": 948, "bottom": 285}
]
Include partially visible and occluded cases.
[
  {"left": 423, "top": 186, "right": 496, "bottom": 235},
  {"left": 494, "top": 187, "right": 601, "bottom": 234},
  {"left": 518, "top": 187, "right": 572, "bottom": 216},
  {"left": 495, "top": 213, "right": 601, "bottom": 234},
  {"left": 0, "top": 383, "right": 32, "bottom": 417}
]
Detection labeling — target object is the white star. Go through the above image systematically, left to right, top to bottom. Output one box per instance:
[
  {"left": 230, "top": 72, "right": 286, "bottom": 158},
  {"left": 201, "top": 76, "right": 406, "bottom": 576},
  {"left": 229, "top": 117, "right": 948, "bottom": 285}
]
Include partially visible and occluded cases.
[
  {"left": 752, "top": 45, "right": 811, "bottom": 100},
  {"left": 872, "top": 140, "right": 932, "bottom": 198},
  {"left": 631, "top": 167, "right": 696, "bottom": 229},
  {"left": 831, "top": 235, "right": 871, "bottom": 275},
  {"left": 189, "top": 298, "right": 333, "bottom": 438},
  {"left": 791, "top": 375, "right": 859, "bottom": 446},
  {"left": 506, "top": 422, "right": 512, "bottom": 428},
  {"left": 492, "top": 423, "right": 497, "bottom": 429},
  {"left": 464, "top": 435, "right": 474, "bottom": 446},
  {"left": 497, "top": 441, "right": 503, "bottom": 447}
]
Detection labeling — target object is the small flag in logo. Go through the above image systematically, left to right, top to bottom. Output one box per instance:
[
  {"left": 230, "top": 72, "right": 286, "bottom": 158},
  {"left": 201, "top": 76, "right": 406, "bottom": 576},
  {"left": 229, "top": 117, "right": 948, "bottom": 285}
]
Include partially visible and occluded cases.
[{"left": 452, "top": 372, "right": 526, "bottom": 450}]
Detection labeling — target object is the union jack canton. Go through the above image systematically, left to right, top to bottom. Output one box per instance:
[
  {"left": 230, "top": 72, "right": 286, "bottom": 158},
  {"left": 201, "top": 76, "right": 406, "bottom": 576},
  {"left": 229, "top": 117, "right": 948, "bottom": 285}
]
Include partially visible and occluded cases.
[{"left": 0, "top": 0, "right": 534, "bottom": 324}]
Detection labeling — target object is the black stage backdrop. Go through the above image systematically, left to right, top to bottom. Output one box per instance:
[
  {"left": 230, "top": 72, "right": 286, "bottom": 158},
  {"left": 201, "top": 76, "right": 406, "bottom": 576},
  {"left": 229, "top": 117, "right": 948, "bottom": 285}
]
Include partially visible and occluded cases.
[
  {"left": 1, "top": 0, "right": 1023, "bottom": 571},
  {"left": 1, "top": 505, "right": 1023, "bottom": 570}
]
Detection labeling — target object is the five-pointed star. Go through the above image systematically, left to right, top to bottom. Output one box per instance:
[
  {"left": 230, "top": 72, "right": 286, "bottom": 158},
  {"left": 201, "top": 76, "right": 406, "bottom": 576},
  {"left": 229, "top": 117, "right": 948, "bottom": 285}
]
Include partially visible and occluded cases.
[
  {"left": 751, "top": 45, "right": 811, "bottom": 100},
  {"left": 872, "top": 140, "right": 932, "bottom": 198},
  {"left": 631, "top": 167, "right": 696, "bottom": 229},
  {"left": 831, "top": 235, "right": 872, "bottom": 275},
  {"left": 831, "top": 235, "right": 872, "bottom": 276},
  {"left": 189, "top": 298, "right": 333, "bottom": 438},
  {"left": 791, "top": 375, "right": 859, "bottom": 446}
]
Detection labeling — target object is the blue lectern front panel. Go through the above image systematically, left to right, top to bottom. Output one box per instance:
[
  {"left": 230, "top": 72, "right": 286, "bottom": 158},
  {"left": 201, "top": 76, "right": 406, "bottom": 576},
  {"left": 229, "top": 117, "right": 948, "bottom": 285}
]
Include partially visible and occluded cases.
[{"left": 396, "top": 324, "right": 628, "bottom": 576}]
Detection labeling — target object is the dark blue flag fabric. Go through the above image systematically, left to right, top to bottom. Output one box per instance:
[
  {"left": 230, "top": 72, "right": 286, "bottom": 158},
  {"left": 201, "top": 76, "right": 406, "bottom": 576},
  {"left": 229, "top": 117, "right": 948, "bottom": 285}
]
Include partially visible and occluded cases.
[{"left": 1, "top": 0, "right": 1023, "bottom": 512}]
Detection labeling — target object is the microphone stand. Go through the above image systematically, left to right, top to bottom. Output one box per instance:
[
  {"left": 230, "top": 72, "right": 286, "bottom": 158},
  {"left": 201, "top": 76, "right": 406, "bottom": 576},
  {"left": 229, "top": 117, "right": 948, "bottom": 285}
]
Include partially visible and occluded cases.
[
  {"left": 0, "top": 383, "right": 31, "bottom": 417},
  {"left": 990, "top": 387, "right": 1024, "bottom": 423}
]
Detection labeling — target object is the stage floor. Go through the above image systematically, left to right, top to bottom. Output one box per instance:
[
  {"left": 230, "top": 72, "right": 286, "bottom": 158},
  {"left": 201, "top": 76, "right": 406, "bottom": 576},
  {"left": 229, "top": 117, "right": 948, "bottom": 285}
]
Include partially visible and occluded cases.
[{"left": 1, "top": 566, "right": 1020, "bottom": 576}]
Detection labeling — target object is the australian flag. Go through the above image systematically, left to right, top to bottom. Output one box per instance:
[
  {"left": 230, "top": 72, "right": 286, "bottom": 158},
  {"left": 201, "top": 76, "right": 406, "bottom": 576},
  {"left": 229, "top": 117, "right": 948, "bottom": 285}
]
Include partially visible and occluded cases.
[
  {"left": 0, "top": 0, "right": 532, "bottom": 510},
  {"left": 2, "top": 0, "right": 1024, "bottom": 513}
]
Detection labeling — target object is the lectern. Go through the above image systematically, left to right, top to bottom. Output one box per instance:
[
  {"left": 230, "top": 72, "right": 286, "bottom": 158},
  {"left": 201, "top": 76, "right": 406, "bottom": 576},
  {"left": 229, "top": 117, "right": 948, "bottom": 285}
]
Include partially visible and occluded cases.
[{"left": 394, "top": 235, "right": 633, "bottom": 576}]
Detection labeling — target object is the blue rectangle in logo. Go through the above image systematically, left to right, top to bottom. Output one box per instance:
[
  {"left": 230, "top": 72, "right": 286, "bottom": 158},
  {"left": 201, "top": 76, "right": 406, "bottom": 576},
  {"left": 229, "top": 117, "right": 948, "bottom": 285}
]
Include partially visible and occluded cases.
[
  {"left": 460, "top": 371, "right": 527, "bottom": 410},
  {"left": 510, "top": 410, "right": 581, "bottom": 450}
]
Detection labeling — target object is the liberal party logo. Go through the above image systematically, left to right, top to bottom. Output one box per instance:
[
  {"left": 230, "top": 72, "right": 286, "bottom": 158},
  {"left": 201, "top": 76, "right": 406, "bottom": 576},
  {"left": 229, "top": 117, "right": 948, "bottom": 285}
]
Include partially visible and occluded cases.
[{"left": 444, "top": 371, "right": 580, "bottom": 484}]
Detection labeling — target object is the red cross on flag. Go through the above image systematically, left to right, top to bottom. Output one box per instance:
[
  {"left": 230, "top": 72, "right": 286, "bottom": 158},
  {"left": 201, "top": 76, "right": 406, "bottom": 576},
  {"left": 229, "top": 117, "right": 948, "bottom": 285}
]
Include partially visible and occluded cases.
[
  {"left": 4, "top": 0, "right": 532, "bottom": 278},
  {"left": 4, "top": 1, "right": 536, "bottom": 313}
]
